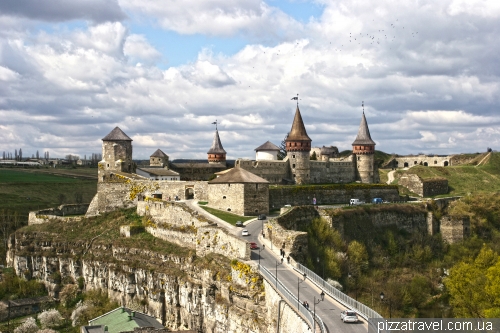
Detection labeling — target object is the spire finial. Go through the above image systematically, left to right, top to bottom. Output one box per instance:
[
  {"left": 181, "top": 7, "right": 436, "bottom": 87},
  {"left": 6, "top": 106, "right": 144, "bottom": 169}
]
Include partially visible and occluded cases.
[
  {"left": 291, "top": 94, "right": 299, "bottom": 106},
  {"left": 362, "top": 101, "right": 364, "bottom": 114},
  {"left": 212, "top": 120, "right": 218, "bottom": 130}
]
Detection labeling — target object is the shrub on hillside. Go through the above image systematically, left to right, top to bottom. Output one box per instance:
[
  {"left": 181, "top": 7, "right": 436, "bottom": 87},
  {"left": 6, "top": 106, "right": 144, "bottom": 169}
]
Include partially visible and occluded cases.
[
  {"left": 38, "top": 309, "right": 64, "bottom": 328},
  {"left": 13, "top": 317, "right": 38, "bottom": 333}
]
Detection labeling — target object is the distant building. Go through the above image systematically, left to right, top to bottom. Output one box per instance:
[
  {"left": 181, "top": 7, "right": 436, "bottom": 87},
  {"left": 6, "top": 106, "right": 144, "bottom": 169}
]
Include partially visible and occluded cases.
[
  {"left": 255, "top": 141, "right": 280, "bottom": 161},
  {"left": 136, "top": 167, "right": 180, "bottom": 181},
  {"left": 82, "top": 307, "right": 164, "bottom": 333}
]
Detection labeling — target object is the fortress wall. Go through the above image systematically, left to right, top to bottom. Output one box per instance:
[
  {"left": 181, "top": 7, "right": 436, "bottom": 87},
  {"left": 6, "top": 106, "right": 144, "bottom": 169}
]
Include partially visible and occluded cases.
[
  {"left": 394, "top": 155, "right": 451, "bottom": 168},
  {"left": 236, "top": 159, "right": 290, "bottom": 183},
  {"left": 310, "top": 160, "right": 356, "bottom": 183},
  {"left": 170, "top": 165, "right": 226, "bottom": 181},
  {"left": 398, "top": 174, "right": 424, "bottom": 196},
  {"left": 399, "top": 174, "right": 448, "bottom": 197},
  {"left": 422, "top": 179, "right": 448, "bottom": 197},
  {"left": 155, "top": 181, "right": 208, "bottom": 201},
  {"left": 208, "top": 183, "right": 245, "bottom": 215},
  {"left": 243, "top": 183, "right": 269, "bottom": 215},
  {"left": 269, "top": 186, "right": 400, "bottom": 208},
  {"left": 137, "top": 201, "right": 211, "bottom": 228},
  {"left": 29, "top": 204, "right": 90, "bottom": 225},
  {"left": 274, "top": 205, "right": 320, "bottom": 231},
  {"left": 327, "top": 205, "right": 429, "bottom": 240},
  {"left": 440, "top": 216, "right": 471, "bottom": 244},
  {"left": 266, "top": 218, "right": 309, "bottom": 263},
  {"left": 146, "top": 226, "right": 196, "bottom": 249},
  {"left": 196, "top": 226, "right": 250, "bottom": 260}
]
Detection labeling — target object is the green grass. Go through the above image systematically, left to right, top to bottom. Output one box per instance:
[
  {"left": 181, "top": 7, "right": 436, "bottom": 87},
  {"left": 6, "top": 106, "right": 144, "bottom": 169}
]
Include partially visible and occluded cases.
[
  {"left": 394, "top": 152, "right": 500, "bottom": 197},
  {"left": 0, "top": 169, "right": 84, "bottom": 183},
  {"left": 198, "top": 201, "right": 208, "bottom": 205},
  {"left": 199, "top": 206, "right": 255, "bottom": 225}
]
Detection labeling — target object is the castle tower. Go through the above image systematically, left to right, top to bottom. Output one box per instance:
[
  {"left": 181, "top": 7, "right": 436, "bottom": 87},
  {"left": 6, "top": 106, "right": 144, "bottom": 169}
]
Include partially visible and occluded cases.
[
  {"left": 286, "top": 105, "right": 311, "bottom": 184},
  {"left": 352, "top": 111, "right": 376, "bottom": 183},
  {"left": 101, "top": 127, "right": 134, "bottom": 173},
  {"left": 207, "top": 129, "right": 227, "bottom": 165},
  {"left": 149, "top": 149, "right": 169, "bottom": 167}
]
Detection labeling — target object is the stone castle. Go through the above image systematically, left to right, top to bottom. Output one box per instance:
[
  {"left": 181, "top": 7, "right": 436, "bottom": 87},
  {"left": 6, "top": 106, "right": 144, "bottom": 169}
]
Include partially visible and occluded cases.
[{"left": 98, "top": 104, "right": 379, "bottom": 186}]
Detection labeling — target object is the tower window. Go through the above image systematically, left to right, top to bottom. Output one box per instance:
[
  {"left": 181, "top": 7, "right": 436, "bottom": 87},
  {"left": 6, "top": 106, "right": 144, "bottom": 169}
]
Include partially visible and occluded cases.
[
  {"left": 292, "top": 155, "right": 296, "bottom": 159},
  {"left": 292, "top": 164, "right": 295, "bottom": 168}
]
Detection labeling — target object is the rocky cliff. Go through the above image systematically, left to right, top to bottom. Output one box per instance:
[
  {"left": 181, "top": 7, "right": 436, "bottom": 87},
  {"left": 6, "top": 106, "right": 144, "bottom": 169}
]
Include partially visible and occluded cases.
[{"left": 5, "top": 210, "right": 273, "bottom": 333}]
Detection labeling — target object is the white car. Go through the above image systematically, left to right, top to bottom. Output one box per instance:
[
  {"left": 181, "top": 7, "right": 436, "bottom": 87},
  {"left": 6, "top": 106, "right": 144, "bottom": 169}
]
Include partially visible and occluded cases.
[
  {"left": 241, "top": 229, "right": 249, "bottom": 236},
  {"left": 340, "top": 310, "right": 359, "bottom": 323}
]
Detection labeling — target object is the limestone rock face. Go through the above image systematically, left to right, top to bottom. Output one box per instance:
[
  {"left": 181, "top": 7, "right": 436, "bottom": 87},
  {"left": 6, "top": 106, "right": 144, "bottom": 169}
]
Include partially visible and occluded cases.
[{"left": 6, "top": 232, "right": 269, "bottom": 333}]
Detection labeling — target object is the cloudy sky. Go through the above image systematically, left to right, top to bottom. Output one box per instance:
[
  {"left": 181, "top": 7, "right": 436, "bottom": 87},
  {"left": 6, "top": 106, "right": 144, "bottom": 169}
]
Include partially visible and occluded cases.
[{"left": 1, "top": 0, "right": 499, "bottom": 160}]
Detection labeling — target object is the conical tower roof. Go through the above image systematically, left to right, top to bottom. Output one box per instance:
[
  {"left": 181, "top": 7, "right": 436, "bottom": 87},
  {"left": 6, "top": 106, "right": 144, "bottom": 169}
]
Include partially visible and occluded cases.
[
  {"left": 286, "top": 105, "right": 311, "bottom": 142},
  {"left": 352, "top": 112, "right": 375, "bottom": 145},
  {"left": 102, "top": 127, "right": 132, "bottom": 141},
  {"left": 207, "top": 130, "right": 226, "bottom": 154},
  {"left": 150, "top": 149, "right": 168, "bottom": 158}
]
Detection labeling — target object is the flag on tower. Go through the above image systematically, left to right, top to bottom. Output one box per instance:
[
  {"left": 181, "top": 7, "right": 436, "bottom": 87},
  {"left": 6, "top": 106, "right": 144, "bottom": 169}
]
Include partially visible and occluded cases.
[{"left": 291, "top": 97, "right": 298, "bottom": 100}]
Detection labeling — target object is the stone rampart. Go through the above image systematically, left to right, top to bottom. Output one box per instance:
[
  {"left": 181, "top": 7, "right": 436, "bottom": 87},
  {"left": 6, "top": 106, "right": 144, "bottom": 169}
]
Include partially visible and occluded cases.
[
  {"left": 391, "top": 155, "right": 452, "bottom": 168},
  {"left": 310, "top": 158, "right": 356, "bottom": 183},
  {"left": 236, "top": 159, "right": 290, "bottom": 184},
  {"left": 398, "top": 174, "right": 448, "bottom": 197},
  {"left": 86, "top": 177, "right": 208, "bottom": 217},
  {"left": 422, "top": 179, "right": 448, "bottom": 197},
  {"left": 269, "top": 185, "right": 399, "bottom": 209},
  {"left": 137, "top": 201, "right": 212, "bottom": 228},
  {"left": 29, "top": 204, "right": 90, "bottom": 225},
  {"left": 325, "top": 204, "right": 429, "bottom": 240},
  {"left": 274, "top": 205, "right": 320, "bottom": 231},
  {"left": 440, "top": 216, "right": 471, "bottom": 244},
  {"left": 146, "top": 226, "right": 196, "bottom": 250},
  {"left": 196, "top": 226, "right": 250, "bottom": 260}
]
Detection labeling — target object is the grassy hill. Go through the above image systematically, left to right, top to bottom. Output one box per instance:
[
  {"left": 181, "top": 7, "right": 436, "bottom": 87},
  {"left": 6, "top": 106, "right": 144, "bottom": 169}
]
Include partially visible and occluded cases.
[{"left": 392, "top": 152, "right": 500, "bottom": 196}]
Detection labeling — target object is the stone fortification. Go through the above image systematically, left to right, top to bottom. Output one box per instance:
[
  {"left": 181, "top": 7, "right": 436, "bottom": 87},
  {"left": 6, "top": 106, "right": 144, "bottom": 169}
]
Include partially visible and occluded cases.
[
  {"left": 389, "top": 155, "right": 452, "bottom": 168},
  {"left": 310, "top": 157, "right": 356, "bottom": 183},
  {"left": 235, "top": 159, "right": 290, "bottom": 184},
  {"left": 170, "top": 163, "right": 227, "bottom": 181},
  {"left": 208, "top": 168, "right": 269, "bottom": 216},
  {"left": 398, "top": 174, "right": 448, "bottom": 197},
  {"left": 86, "top": 178, "right": 208, "bottom": 217},
  {"left": 269, "top": 184, "right": 400, "bottom": 208},
  {"left": 136, "top": 201, "right": 249, "bottom": 260},
  {"left": 137, "top": 201, "right": 211, "bottom": 228},
  {"left": 29, "top": 204, "right": 90, "bottom": 225},
  {"left": 325, "top": 204, "right": 429, "bottom": 240},
  {"left": 265, "top": 206, "right": 316, "bottom": 262},
  {"left": 440, "top": 216, "right": 471, "bottom": 244},
  {"left": 196, "top": 226, "right": 250, "bottom": 260},
  {"left": 7, "top": 232, "right": 273, "bottom": 333}
]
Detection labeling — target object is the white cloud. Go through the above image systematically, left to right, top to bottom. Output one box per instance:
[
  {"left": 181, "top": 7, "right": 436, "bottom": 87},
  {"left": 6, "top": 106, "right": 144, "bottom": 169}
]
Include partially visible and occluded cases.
[{"left": 124, "top": 34, "right": 162, "bottom": 64}]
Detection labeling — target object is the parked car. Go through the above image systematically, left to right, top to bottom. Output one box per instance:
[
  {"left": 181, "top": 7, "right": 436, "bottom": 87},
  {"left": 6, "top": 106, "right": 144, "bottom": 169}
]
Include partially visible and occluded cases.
[
  {"left": 349, "top": 198, "right": 365, "bottom": 205},
  {"left": 372, "top": 198, "right": 383, "bottom": 204},
  {"left": 258, "top": 214, "right": 266, "bottom": 220},
  {"left": 235, "top": 221, "right": 244, "bottom": 227},
  {"left": 241, "top": 229, "right": 249, "bottom": 236},
  {"left": 250, "top": 242, "right": 258, "bottom": 249},
  {"left": 340, "top": 310, "right": 359, "bottom": 323}
]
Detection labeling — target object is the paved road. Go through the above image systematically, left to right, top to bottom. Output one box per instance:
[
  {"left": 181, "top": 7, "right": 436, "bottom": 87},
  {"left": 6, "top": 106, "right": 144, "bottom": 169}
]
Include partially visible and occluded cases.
[{"left": 243, "top": 218, "right": 368, "bottom": 333}]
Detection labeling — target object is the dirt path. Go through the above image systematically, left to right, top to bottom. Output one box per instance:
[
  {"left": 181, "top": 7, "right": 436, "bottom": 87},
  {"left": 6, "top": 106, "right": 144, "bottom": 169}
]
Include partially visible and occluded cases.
[{"left": 387, "top": 170, "right": 395, "bottom": 184}]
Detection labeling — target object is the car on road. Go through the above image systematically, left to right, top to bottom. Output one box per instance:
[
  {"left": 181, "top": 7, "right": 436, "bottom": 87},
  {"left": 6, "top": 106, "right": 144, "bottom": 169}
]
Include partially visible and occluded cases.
[
  {"left": 258, "top": 214, "right": 266, "bottom": 220},
  {"left": 235, "top": 221, "right": 244, "bottom": 227},
  {"left": 241, "top": 229, "right": 249, "bottom": 236},
  {"left": 250, "top": 242, "right": 258, "bottom": 249},
  {"left": 340, "top": 310, "right": 359, "bottom": 323}
]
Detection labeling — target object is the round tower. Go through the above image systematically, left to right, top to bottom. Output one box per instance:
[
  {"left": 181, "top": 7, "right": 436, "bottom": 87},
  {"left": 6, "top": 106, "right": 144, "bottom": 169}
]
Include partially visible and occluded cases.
[
  {"left": 286, "top": 105, "right": 311, "bottom": 185},
  {"left": 352, "top": 111, "right": 376, "bottom": 183},
  {"left": 101, "top": 127, "right": 134, "bottom": 173},
  {"left": 207, "top": 129, "right": 226, "bottom": 165}
]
